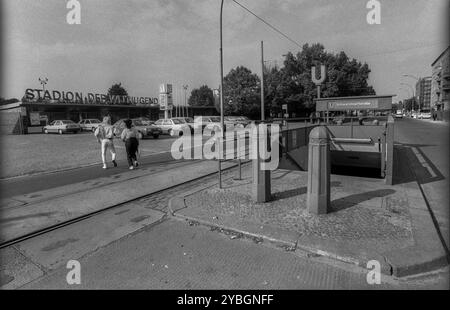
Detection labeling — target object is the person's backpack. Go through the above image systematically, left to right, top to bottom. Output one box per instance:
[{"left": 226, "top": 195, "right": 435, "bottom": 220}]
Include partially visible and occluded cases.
[{"left": 94, "top": 125, "right": 104, "bottom": 139}]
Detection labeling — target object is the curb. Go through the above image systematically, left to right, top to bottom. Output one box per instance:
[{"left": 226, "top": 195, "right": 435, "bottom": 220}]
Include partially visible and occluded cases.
[
  {"left": 380, "top": 146, "right": 450, "bottom": 277},
  {"left": 169, "top": 195, "right": 393, "bottom": 274},
  {"left": 168, "top": 196, "right": 297, "bottom": 250}
]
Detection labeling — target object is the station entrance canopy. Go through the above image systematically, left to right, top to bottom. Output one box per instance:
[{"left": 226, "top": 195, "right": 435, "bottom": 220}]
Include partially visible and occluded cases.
[{"left": 315, "top": 95, "right": 394, "bottom": 112}]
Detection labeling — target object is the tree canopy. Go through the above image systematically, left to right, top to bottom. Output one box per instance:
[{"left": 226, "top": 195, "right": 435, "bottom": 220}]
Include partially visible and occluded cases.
[
  {"left": 265, "top": 43, "right": 376, "bottom": 117},
  {"left": 223, "top": 66, "right": 261, "bottom": 119},
  {"left": 107, "top": 83, "right": 128, "bottom": 97},
  {"left": 188, "top": 85, "right": 215, "bottom": 106}
]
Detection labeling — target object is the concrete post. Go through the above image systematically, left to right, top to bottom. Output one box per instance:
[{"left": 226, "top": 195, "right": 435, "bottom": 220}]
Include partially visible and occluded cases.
[
  {"left": 385, "top": 116, "right": 395, "bottom": 185},
  {"left": 252, "top": 126, "right": 271, "bottom": 203},
  {"left": 307, "top": 126, "right": 331, "bottom": 215}
]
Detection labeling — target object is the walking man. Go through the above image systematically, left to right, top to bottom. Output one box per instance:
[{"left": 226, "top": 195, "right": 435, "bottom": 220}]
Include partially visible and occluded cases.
[{"left": 94, "top": 116, "right": 117, "bottom": 169}]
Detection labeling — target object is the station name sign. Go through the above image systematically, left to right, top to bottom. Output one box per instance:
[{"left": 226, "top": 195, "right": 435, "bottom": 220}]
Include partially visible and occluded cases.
[
  {"left": 24, "top": 89, "right": 159, "bottom": 105},
  {"left": 327, "top": 100, "right": 379, "bottom": 110}
]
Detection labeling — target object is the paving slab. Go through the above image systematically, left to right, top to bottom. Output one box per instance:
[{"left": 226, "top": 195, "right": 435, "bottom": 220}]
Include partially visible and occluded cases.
[
  {"left": 0, "top": 160, "right": 238, "bottom": 244},
  {"left": 16, "top": 203, "right": 165, "bottom": 271},
  {"left": 0, "top": 246, "right": 44, "bottom": 289}
]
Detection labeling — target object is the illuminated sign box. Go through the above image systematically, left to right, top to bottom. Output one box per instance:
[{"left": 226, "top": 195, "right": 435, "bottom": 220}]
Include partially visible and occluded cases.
[{"left": 315, "top": 95, "right": 393, "bottom": 112}]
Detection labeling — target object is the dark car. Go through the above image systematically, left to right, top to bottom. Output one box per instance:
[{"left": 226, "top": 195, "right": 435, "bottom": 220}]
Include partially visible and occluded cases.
[{"left": 113, "top": 119, "right": 162, "bottom": 139}]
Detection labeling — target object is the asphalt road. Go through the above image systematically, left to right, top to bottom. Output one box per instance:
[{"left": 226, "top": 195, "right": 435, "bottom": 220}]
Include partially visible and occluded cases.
[
  {"left": 393, "top": 117, "right": 449, "bottom": 249},
  {"left": 0, "top": 135, "right": 246, "bottom": 198},
  {"left": 0, "top": 150, "right": 179, "bottom": 198}
]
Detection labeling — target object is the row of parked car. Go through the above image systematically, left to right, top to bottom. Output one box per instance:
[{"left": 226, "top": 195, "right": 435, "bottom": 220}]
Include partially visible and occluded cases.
[
  {"left": 394, "top": 111, "right": 431, "bottom": 119},
  {"left": 42, "top": 116, "right": 252, "bottom": 138}
]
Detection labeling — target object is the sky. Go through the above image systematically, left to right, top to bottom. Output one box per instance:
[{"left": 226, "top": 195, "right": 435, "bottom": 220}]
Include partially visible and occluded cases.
[{"left": 1, "top": 0, "right": 449, "bottom": 104}]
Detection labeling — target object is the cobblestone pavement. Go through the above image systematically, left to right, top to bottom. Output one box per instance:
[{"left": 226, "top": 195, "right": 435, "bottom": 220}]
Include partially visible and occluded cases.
[
  {"left": 137, "top": 162, "right": 245, "bottom": 213},
  {"left": 183, "top": 168, "right": 414, "bottom": 254},
  {"left": 22, "top": 219, "right": 448, "bottom": 289}
]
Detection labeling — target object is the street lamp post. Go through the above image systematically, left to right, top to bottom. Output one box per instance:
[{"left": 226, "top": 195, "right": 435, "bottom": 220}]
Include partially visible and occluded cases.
[
  {"left": 218, "top": 0, "right": 225, "bottom": 189},
  {"left": 402, "top": 74, "right": 420, "bottom": 112},
  {"left": 400, "top": 82, "right": 416, "bottom": 111},
  {"left": 183, "top": 85, "right": 189, "bottom": 118}
]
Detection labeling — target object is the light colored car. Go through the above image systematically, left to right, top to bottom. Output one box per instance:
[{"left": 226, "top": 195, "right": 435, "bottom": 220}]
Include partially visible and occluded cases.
[
  {"left": 419, "top": 111, "right": 431, "bottom": 119},
  {"left": 394, "top": 112, "right": 403, "bottom": 119},
  {"left": 193, "top": 116, "right": 223, "bottom": 132},
  {"left": 224, "top": 116, "right": 252, "bottom": 128},
  {"left": 134, "top": 117, "right": 154, "bottom": 126},
  {"left": 171, "top": 117, "right": 195, "bottom": 134},
  {"left": 154, "top": 118, "right": 191, "bottom": 136},
  {"left": 79, "top": 119, "right": 101, "bottom": 132},
  {"left": 113, "top": 119, "right": 162, "bottom": 139},
  {"left": 44, "top": 120, "right": 81, "bottom": 134}
]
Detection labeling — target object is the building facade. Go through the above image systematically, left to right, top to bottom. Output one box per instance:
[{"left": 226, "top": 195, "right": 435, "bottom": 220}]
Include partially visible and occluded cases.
[
  {"left": 431, "top": 46, "right": 450, "bottom": 121},
  {"left": 415, "top": 77, "right": 431, "bottom": 111},
  {"left": 0, "top": 99, "right": 218, "bottom": 135}
]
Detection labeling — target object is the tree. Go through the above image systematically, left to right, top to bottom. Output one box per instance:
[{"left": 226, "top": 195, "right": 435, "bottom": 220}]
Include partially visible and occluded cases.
[
  {"left": 265, "top": 43, "right": 376, "bottom": 116},
  {"left": 223, "top": 66, "right": 261, "bottom": 119},
  {"left": 107, "top": 83, "right": 128, "bottom": 97},
  {"left": 188, "top": 85, "right": 215, "bottom": 106}
]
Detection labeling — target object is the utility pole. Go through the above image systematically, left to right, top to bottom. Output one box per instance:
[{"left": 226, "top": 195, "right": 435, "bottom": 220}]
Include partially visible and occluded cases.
[
  {"left": 218, "top": 0, "right": 225, "bottom": 189},
  {"left": 261, "top": 41, "right": 265, "bottom": 121}
]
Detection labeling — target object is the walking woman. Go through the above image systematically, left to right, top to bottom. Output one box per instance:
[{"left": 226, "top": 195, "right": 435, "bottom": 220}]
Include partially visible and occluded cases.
[
  {"left": 94, "top": 116, "right": 117, "bottom": 169},
  {"left": 121, "top": 119, "right": 140, "bottom": 170}
]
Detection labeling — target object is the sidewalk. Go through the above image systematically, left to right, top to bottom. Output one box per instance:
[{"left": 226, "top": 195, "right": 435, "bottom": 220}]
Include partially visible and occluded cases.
[{"left": 169, "top": 165, "right": 449, "bottom": 277}]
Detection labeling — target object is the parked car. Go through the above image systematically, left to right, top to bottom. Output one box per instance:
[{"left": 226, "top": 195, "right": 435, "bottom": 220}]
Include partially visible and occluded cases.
[
  {"left": 394, "top": 111, "right": 403, "bottom": 119},
  {"left": 419, "top": 111, "right": 431, "bottom": 119},
  {"left": 332, "top": 115, "right": 346, "bottom": 125},
  {"left": 193, "top": 116, "right": 223, "bottom": 132},
  {"left": 224, "top": 116, "right": 252, "bottom": 128},
  {"left": 134, "top": 117, "right": 154, "bottom": 126},
  {"left": 171, "top": 117, "right": 194, "bottom": 133},
  {"left": 79, "top": 118, "right": 101, "bottom": 132},
  {"left": 112, "top": 118, "right": 161, "bottom": 139},
  {"left": 154, "top": 118, "right": 191, "bottom": 136},
  {"left": 43, "top": 120, "right": 81, "bottom": 134}
]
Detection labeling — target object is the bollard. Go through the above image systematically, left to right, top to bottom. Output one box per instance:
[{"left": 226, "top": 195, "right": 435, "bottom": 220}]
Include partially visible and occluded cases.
[
  {"left": 252, "top": 125, "right": 271, "bottom": 203},
  {"left": 307, "top": 126, "right": 331, "bottom": 215}
]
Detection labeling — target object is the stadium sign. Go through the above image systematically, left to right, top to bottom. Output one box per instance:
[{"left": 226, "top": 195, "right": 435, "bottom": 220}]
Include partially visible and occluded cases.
[{"left": 24, "top": 88, "right": 159, "bottom": 105}]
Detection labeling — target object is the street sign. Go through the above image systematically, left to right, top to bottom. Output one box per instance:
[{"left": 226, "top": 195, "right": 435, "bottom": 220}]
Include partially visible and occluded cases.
[{"left": 159, "top": 93, "right": 173, "bottom": 110}]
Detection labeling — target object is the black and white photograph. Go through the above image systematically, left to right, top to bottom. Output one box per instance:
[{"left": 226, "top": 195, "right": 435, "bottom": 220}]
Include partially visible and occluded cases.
[{"left": 0, "top": 0, "right": 449, "bottom": 295}]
